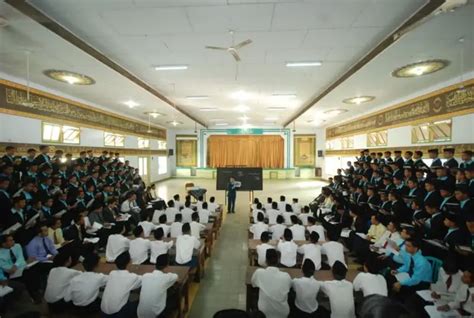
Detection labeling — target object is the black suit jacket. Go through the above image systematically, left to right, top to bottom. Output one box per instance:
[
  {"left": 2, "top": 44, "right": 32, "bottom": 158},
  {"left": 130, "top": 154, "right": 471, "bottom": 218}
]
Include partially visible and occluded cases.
[
  {"left": 423, "top": 191, "right": 442, "bottom": 208},
  {"left": 391, "top": 200, "right": 412, "bottom": 224},
  {"left": 426, "top": 213, "right": 448, "bottom": 241},
  {"left": 64, "top": 224, "right": 86, "bottom": 241},
  {"left": 444, "top": 228, "right": 469, "bottom": 247}
]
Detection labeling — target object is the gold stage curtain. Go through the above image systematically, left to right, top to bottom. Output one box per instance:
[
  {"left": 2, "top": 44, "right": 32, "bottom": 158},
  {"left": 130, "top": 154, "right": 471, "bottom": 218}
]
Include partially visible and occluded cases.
[{"left": 208, "top": 135, "right": 284, "bottom": 168}]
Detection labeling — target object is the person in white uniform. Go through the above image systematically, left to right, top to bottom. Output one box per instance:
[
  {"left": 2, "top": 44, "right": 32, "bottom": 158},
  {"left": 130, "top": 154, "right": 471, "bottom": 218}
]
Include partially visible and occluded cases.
[
  {"left": 165, "top": 201, "right": 179, "bottom": 223},
  {"left": 181, "top": 201, "right": 194, "bottom": 224},
  {"left": 266, "top": 201, "right": 281, "bottom": 225},
  {"left": 250, "top": 212, "right": 269, "bottom": 240},
  {"left": 169, "top": 213, "right": 183, "bottom": 238},
  {"left": 190, "top": 213, "right": 205, "bottom": 238},
  {"left": 270, "top": 215, "right": 286, "bottom": 240},
  {"left": 289, "top": 215, "right": 306, "bottom": 241},
  {"left": 175, "top": 223, "right": 200, "bottom": 268},
  {"left": 129, "top": 225, "right": 151, "bottom": 265},
  {"left": 150, "top": 228, "right": 173, "bottom": 264},
  {"left": 277, "top": 229, "right": 298, "bottom": 268},
  {"left": 105, "top": 231, "right": 130, "bottom": 262},
  {"left": 297, "top": 231, "right": 322, "bottom": 270},
  {"left": 256, "top": 232, "right": 274, "bottom": 267},
  {"left": 251, "top": 249, "right": 292, "bottom": 318},
  {"left": 100, "top": 251, "right": 142, "bottom": 317},
  {"left": 44, "top": 252, "right": 81, "bottom": 312},
  {"left": 68, "top": 253, "right": 108, "bottom": 311},
  {"left": 137, "top": 254, "right": 178, "bottom": 318},
  {"left": 353, "top": 256, "right": 388, "bottom": 297},
  {"left": 291, "top": 259, "right": 322, "bottom": 317},
  {"left": 320, "top": 260, "right": 356, "bottom": 318}
]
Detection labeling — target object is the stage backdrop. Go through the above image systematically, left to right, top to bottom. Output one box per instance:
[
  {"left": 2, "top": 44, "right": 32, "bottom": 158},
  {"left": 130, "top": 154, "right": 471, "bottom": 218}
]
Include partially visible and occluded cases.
[{"left": 207, "top": 135, "right": 284, "bottom": 168}]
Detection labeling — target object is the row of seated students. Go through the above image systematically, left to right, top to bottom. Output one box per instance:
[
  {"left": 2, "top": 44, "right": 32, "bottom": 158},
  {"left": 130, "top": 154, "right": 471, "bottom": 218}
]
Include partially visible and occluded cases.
[
  {"left": 0, "top": 145, "right": 221, "bottom": 317},
  {"left": 247, "top": 150, "right": 473, "bottom": 317}
]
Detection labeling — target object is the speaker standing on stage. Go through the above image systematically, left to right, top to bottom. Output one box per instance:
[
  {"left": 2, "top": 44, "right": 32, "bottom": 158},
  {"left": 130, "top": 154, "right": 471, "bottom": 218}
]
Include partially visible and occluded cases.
[{"left": 227, "top": 177, "right": 237, "bottom": 214}]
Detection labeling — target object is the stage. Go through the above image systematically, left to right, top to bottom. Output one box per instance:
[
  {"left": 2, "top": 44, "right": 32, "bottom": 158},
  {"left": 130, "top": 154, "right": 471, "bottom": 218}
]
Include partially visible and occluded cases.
[{"left": 175, "top": 167, "right": 321, "bottom": 180}]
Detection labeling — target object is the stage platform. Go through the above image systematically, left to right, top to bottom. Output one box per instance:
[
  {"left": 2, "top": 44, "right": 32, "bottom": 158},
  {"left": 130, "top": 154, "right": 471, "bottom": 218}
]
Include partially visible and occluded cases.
[{"left": 176, "top": 167, "right": 321, "bottom": 179}]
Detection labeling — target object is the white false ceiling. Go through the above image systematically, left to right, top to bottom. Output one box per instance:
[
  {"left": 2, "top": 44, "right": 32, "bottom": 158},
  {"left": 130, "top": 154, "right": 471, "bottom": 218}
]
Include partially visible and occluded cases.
[{"left": 0, "top": 0, "right": 472, "bottom": 129}]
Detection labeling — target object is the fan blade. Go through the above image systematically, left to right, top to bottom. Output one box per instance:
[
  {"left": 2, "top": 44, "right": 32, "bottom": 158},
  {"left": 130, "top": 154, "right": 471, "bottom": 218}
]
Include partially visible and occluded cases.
[
  {"left": 233, "top": 39, "right": 252, "bottom": 49},
  {"left": 205, "top": 46, "right": 228, "bottom": 50},
  {"left": 230, "top": 50, "right": 241, "bottom": 62}
]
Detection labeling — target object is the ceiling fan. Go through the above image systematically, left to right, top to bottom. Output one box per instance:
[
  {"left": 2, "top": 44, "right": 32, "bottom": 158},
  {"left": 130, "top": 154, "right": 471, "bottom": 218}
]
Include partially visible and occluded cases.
[{"left": 205, "top": 39, "right": 253, "bottom": 62}]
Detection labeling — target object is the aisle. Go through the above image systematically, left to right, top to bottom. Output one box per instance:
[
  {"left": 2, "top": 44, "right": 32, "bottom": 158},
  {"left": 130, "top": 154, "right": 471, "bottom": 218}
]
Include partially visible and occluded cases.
[{"left": 188, "top": 193, "right": 249, "bottom": 317}]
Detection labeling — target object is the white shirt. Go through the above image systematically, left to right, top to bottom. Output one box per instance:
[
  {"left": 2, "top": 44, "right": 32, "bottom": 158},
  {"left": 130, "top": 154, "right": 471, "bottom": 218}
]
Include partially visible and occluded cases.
[
  {"left": 121, "top": 200, "right": 140, "bottom": 213},
  {"left": 173, "top": 200, "right": 183, "bottom": 210},
  {"left": 196, "top": 201, "right": 204, "bottom": 211},
  {"left": 278, "top": 201, "right": 287, "bottom": 213},
  {"left": 208, "top": 202, "right": 219, "bottom": 213},
  {"left": 264, "top": 203, "right": 273, "bottom": 211},
  {"left": 291, "top": 203, "right": 302, "bottom": 215},
  {"left": 165, "top": 207, "right": 178, "bottom": 223},
  {"left": 181, "top": 208, "right": 194, "bottom": 223},
  {"left": 198, "top": 209, "right": 210, "bottom": 224},
  {"left": 252, "top": 209, "right": 266, "bottom": 223},
  {"left": 266, "top": 209, "right": 280, "bottom": 225},
  {"left": 151, "top": 210, "right": 164, "bottom": 224},
  {"left": 282, "top": 212, "right": 294, "bottom": 225},
  {"left": 298, "top": 213, "right": 310, "bottom": 226},
  {"left": 138, "top": 221, "right": 157, "bottom": 237},
  {"left": 190, "top": 221, "right": 205, "bottom": 238},
  {"left": 170, "top": 222, "right": 183, "bottom": 238},
  {"left": 250, "top": 222, "right": 269, "bottom": 240},
  {"left": 155, "top": 224, "right": 170, "bottom": 237},
  {"left": 270, "top": 224, "right": 286, "bottom": 241},
  {"left": 289, "top": 224, "right": 306, "bottom": 240},
  {"left": 307, "top": 225, "right": 326, "bottom": 241},
  {"left": 373, "top": 230, "right": 401, "bottom": 248},
  {"left": 105, "top": 234, "right": 130, "bottom": 262},
  {"left": 175, "top": 234, "right": 200, "bottom": 264},
  {"left": 129, "top": 237, "right": 151, "bottom": 264},
  {"left": 150, "top": 240, "right": 174, "bottom": 264},
  {"left": 277, "top": 240, "right": 298, "bottom": 267},
  {"left": 321, "top": 241, "right": 346, "bottom": 267},
  {"left": 256, "top": 243, "right": 274, "bottom": 267},
  {"left": 297, "top": 243, "right": 322, "bottom": 270},
  {"left": 44, "top": 267, "right": 81, "bottom": 303},
  {"left": 251, "top": 267, "right": 292, "bottom": 318},
  {"left": 431, "top": 268, "right": 463, "bottom": 294},
  {"left": 101, "top": 270, "right": 142, "bottom": 315},
  {"left": 137, "top": 270, "right": 178, "bottom": 318},
  {"left": 68, "top": 271, "right": 108, "bottom": 306},
  {"left": 353, "top": 272, "right": 388, "bottom": 297},
  {"left": 292, "top": 276, "right": 321, "bottom": 313},
  {"left": 321, "top": 280, "right": 355, "bottom": 318},
  {"left": 448, "top": 284, "right": 474, "bottom": 313}
]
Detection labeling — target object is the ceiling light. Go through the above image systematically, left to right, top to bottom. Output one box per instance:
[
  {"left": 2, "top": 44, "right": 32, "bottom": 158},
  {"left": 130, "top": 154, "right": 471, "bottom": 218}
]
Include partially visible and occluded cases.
[
  {"left": 392, "top": 59, "right": 449, "bottom": 78},
  {"left": 286, "top": 61, "right": 322, "bottom": 67},
  {"left": 154, "top": 65, "right": 188, "bottom": 71},
  {"left": 43, "top": 70, "right": 95, "bottom": 85},
  {"left": 231, "top": 90, "right": 251, "bottom": 101},
  {"left": 272, "top": 94, "right": 296, "bottom": 98},
  {"left": 186, "top": 95, "right": 209, "bottom": 100},
  {"left": 343, "top": 96, "right": 375, "bottom": 105},
  {"left": 124, "top": 100, "right": 139, "bottom": 108},
  {"left": 234, "top": 104, "right": 250, "bottom": 112},
  {"left": 266, "top": 106, "right": 287, "bottom": 111},
  {"left": 199, "top": 107, "right": 218, "bottom": 112},
  {"left": 323, "top": 109, "right": 348, "bottom": 117},
  {"left": 144, "top": 111, "right": 163, "bottom": 118},
  {"left": 239, "top": 115, "right": 249, "bottom": 121},
  {"left": 264, "top": 117, "right": 279, "bottom": 121},
  {"left": 209, "top": 118, "right": 225, "bottom": 122},
  {"left": 167, "top": 120, "right": 183, "bottom": 126},
  {"left": 215, "top": 123, "right": 228, "bottom": 126},
  {"left": 241, "top": 123, "right": 251, "bottom": 129}
]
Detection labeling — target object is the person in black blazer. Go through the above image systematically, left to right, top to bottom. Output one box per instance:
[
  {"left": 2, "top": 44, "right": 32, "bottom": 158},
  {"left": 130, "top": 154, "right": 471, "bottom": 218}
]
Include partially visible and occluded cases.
[
  {"left": 33, "top": 145, "right": 51, "bottom": 167},
  {"left": 1, "top": 146, "right": 16, "bottom": 166},
  {"left": 443, "top": 148, "right": 459, "bottom": 169},
  {"left": 428, "top": 149, "right": 442, "bottom": 167},
  {"left": 403, "top": 151, "right": 414, "bottom": 167},
  {"left": 413, "top": 151, "right": 429, "bottom": 170},
  {"left": 390, "top": 162, "right": 404, "bottom": 181},
  {"left": 435, "top": 167, "right": 456, "bottom": 190},
  {"left": 0, "top": 176, "right": 12, "bottom": 229},
  {"left": 393, "top": 176, "right": 409, "bottom": 196},
  {"left": 406, "top": 178, "right": 425, "bottom": 200},
  {"left": 423, "top": 179, "right": 442, "bottom": 208},
  {"left": 438, "top": 184, "right": 459, "bottom": 213},
  {"left": 454, "top": 184, "right": 474, "bottom": 218},
  {"left": 389, "top": 190, "right": 412, "bottom": 224},
  {"left": 421, "top": 202, "right": 447, "bottom": 241},
  {"left": 443, "top": 212, "right": 469, "bottom": 247}
]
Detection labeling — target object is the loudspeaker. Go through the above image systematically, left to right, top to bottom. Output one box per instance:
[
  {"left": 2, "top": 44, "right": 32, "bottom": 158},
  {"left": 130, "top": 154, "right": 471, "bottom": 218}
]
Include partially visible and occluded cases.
[
  {"left": 168, "top": 149, "right": 174, "bottom": 156},
  {"left": 317, "top": 150, "right": 324, "bottom": 157}
]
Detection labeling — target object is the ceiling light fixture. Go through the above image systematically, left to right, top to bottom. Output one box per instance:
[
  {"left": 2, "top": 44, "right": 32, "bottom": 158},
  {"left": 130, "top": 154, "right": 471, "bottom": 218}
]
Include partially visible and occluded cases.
[
  {"left": 392, "top": 59, "right": 449, "bottom": 78},
  {"left": 286, "top": 61, "right": 322, "bottom": 67},
  {"left": 154, "top": 65, "right": 188, "bottom": 71},
  {"left": 43, "top": 70, "right": 95, "bottom": 85},
  {"left": 231, "top": 90, "right": 251, "bottom": 101},
  {"left": 186, "top": 95, "right": 209, "bottom": 100},
  {"left": 343, "top": 96, "right": 375, "bottom": 105},
  {"left": 124, "top": 100, "right": 139, "bottom": 108},
  {"left": 234, "top": 104, "right": 250, "bottom": 112},
  {"left": 199, "top": 107, "right": 218, "bottom": 112},
  {"left": 323, "top": 109, "right": 348, "bottom": 117},
  {"left": 144, "top": 111, "right": 163, "bottom": 118},
  {"left": 239, "top": 115, "right": 249, "bottom": 121},
  {"left": 167, "top": 120, "right": 183, "bottom": 126}
]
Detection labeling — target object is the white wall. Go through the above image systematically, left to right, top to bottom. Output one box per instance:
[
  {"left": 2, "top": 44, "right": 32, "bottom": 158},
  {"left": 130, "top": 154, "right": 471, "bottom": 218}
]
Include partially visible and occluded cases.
[{"left": 0, "top": 113, "right": 42, "bottom": 144}]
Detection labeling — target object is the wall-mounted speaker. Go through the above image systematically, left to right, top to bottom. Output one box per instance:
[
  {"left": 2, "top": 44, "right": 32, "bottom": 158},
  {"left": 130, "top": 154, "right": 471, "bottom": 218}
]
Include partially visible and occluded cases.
[
  {"left": 168, "top": 149, "right": 174, "bottom": 156},
  {"left": 317, "top": 150, "right": 324, "bottom": 158}
]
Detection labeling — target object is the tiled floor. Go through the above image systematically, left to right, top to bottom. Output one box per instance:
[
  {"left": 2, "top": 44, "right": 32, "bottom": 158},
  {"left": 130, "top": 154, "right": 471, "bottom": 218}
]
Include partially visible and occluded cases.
[{"left": 154, "top": 178, "right": 327, "bottom": 318}]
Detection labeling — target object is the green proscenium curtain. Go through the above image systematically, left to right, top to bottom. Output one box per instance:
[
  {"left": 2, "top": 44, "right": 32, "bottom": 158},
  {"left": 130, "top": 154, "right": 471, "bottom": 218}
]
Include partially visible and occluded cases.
[{"left": 207, "top": 135, "right": 284, "bottom": 168}]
